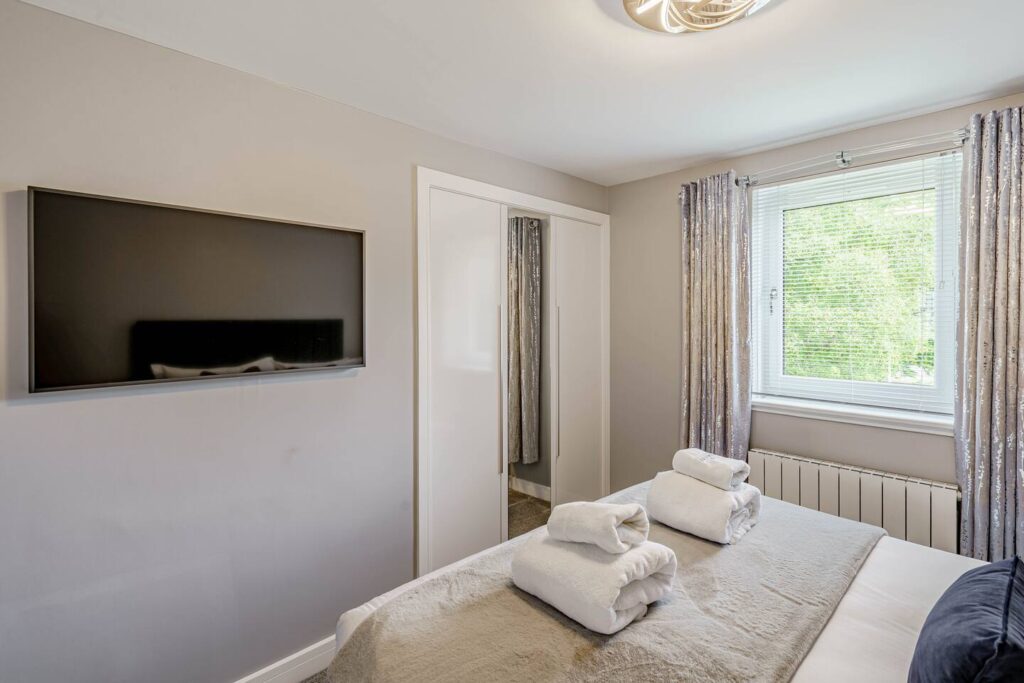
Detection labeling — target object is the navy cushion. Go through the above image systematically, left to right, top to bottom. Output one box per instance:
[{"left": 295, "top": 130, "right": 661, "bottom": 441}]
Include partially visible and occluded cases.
[{"left": 909, "top": 556, "right": 1024, "bottom": 683}]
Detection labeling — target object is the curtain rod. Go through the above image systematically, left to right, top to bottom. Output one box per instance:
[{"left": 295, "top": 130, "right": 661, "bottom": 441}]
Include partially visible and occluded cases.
[{"left": 737, "top": 127, "right": 968, "bottom": 188}]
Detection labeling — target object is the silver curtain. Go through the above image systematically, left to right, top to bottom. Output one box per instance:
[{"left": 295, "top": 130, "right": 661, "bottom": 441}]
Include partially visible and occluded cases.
[
  {"left": 956, "top": 108, "right": 1024, "bottom": 561},
  {"left": 680, "top": 171, "right": 751, "bottom": 461},
  {"left": 508, "top": 217, "right": 541, "bottom": 465}
]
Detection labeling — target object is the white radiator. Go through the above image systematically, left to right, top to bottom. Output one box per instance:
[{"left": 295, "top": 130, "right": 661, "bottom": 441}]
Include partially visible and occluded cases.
[{"left": 748, "top": 449, "right": 959, "bottom": 553}]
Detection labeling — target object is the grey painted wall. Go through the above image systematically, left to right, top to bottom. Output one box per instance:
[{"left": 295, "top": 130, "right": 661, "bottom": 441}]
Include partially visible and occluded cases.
[
  {"left": 0, "top": 3, "right": 605, "bottom": 682},
  {"left": 608, "top": 91, "right": 1024, "bottom": 491}
]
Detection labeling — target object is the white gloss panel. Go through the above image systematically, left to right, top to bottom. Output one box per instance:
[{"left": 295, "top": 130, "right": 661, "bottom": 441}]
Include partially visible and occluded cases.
[
  {"left": 425, "top": 188, "right": 503, "bottom": 571},
  {"left": 553, "top": 216, "right": 604, "bottom": 505}
]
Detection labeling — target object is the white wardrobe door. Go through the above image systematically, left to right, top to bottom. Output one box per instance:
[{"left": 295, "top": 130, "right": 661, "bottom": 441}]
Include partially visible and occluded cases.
[
  {"left": 426, "top": 188, "right": 502, "bottom": 572},
  {"left": 553, "top": 216, "right": 605, "bottom": 505}
]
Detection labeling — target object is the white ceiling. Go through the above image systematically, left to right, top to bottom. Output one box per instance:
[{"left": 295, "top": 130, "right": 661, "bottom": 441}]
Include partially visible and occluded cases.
[{"left": 22, "top": 0, "right": 1024, "bottom": 186}]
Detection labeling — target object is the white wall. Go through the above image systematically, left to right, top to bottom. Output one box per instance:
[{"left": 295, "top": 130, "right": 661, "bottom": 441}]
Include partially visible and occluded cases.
[
  {"left": 0, "top": 2, "right": 606, "bottom": 682},
  {"left": 609, "top": 91, "right": 1024, "bottom": 490}
]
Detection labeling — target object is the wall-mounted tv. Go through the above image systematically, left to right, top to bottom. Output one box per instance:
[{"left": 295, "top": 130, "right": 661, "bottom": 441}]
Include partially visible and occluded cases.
[{"left": 29, "top": 187, "right": 365, "bottom": 392}]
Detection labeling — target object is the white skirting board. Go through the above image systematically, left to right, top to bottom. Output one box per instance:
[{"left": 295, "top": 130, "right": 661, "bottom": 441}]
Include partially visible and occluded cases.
[
  {"left": 510, "top": 477, "right": 551, "bottom": 502},
  {"left": 234, "top": 635, "right": 335, "bottom": 683}
]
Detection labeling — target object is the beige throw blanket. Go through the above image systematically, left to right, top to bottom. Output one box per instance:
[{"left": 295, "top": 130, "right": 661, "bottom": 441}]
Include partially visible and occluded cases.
[{"left": 329, "top": 482, "right": 884, "bottom": 682}]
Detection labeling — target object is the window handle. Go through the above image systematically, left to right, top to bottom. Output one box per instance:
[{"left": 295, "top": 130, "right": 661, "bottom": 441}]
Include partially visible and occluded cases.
[{"left": 769, "top": 288, "right": 778, "bottom": 316}]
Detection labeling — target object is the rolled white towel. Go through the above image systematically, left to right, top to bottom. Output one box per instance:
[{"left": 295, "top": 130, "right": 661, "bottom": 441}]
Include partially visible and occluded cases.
[
  {"left": 672, "top": 448, "right": 750, "bottom": 491},
  {"left": 647, "top": 470, "right": 761, "bottom": 544},
  {"left": 547, "top": 501, "right": 649, "bottom": 554},
  {"left": 512, "top": 529, "right": 677, "bottom": 635}
]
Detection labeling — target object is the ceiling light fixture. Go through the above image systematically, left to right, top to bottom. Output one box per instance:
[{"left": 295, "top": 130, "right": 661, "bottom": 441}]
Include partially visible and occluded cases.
[{"left": 623, "top": 0, "right": 773, "bottom": 34}]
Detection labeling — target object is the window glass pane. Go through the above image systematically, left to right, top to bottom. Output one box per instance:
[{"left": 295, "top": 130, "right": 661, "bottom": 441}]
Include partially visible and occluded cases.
[
  {"left": 750, "top": 151, "right": 959, "bottom": 415},
  {"left": 782, "top": 189, "right": 936, "bottom": 386}
]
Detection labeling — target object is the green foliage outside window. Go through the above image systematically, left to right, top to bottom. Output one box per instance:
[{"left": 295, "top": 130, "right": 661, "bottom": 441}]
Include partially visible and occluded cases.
[{"left": 782, "top": 190, "right": 937, "bottom": 386}]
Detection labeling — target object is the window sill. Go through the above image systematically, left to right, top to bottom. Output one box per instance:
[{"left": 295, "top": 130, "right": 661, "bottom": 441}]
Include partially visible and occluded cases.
[{"left": 751, "top": 395, "right": 954, "bottom": 437}]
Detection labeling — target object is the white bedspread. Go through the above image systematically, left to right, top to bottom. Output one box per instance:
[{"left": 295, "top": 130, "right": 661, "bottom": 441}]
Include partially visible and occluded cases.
[
  {"left": 336, "top": 508, "right": 984, "bottom": 681},
  {"left": 792, "top": 534, "right": 984, "bottom": 681}
]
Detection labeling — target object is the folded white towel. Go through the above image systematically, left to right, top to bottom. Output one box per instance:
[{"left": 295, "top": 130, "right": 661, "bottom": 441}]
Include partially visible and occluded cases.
[
  {"left": 672, "top": 448, "right": 750, "bottom": 491},
  {"left": 647, "top": 470, "right": 761, "bottom": 544},
  {"left": 546, "top": 501, "right": 650, "bottom": 554},
  {"left": 512, "top": 529, "right": 677, "bottom": 635}
]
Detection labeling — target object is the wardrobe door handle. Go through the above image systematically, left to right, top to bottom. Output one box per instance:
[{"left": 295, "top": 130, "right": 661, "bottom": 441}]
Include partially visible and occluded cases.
[
  {"left": 498, "top": 304, "right": 504, "bottom": 475},
  {"left": 555, "top": 305, "right": 560, "bottom": 460}
]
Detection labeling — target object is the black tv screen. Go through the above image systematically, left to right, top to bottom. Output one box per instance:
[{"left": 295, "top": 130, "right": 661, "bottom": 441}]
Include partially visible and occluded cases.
[{"left": 29, "top": 188, "right": 364, "bottom": 392}]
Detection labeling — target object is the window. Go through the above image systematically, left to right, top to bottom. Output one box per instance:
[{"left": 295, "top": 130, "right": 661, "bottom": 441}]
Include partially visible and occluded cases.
[{"left": 751, "top": 153, "right": 960, "bottom": 415}]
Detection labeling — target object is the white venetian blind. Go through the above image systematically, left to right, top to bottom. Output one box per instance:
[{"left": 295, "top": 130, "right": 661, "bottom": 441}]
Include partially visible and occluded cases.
[{"left": 750, "top": 152, "right": 960, "bottom": 415}]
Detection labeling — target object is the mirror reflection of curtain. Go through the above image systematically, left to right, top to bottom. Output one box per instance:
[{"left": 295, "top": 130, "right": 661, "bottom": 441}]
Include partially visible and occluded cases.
[{"left": 508, "top": 217, "right": 542, "bottom": 465}]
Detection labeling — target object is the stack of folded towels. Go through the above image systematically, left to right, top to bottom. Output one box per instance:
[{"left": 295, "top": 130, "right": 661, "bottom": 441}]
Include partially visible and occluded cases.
[
  {"left": 646, "top": 448, "right": 762, "bottom": 544},
  {"left": 511, "top": 501, "right": 677, "bottom": 635}
]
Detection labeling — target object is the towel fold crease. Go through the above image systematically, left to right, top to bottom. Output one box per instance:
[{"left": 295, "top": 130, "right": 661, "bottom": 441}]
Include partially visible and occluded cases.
[{"left": 546, "top": 501, "right": 649, "bottom": 554}]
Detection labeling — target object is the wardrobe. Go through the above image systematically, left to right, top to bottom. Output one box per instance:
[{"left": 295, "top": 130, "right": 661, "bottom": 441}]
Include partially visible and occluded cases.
[{"left": 416, "top": 168, "right": 610, "bottom": 575}]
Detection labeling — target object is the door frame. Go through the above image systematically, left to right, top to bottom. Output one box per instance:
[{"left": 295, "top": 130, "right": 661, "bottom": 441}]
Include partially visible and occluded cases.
[{"left": 415, "top": 167, "right": 610, "bottom": 576}]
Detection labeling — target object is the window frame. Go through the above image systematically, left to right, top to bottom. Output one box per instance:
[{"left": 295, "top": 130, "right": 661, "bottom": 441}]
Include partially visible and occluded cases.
[{"left": 751, "top": 152, "right": 960, "bottom": 416}]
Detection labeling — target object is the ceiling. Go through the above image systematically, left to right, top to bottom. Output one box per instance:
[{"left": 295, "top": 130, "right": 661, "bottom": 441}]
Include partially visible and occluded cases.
[{"left": 22, "top": 0, "right": 1024, "bottom": 186}]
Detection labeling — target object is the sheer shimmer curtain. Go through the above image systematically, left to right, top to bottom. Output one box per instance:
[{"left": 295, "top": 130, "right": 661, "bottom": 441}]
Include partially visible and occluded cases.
[
  {"left": 956, "top": 108, "right": 1024, "bottom": 561},
  {"left": 680, "top": 171, "right": 751, "bottom": 461},
  {"left": 508, "top": 217, "right": 541, "bottom": 466}
]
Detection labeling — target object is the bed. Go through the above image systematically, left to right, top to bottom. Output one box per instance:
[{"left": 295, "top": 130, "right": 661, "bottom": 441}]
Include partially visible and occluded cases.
[{"left": 329, "top": 481, "right": 984, "bottom": 681}]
